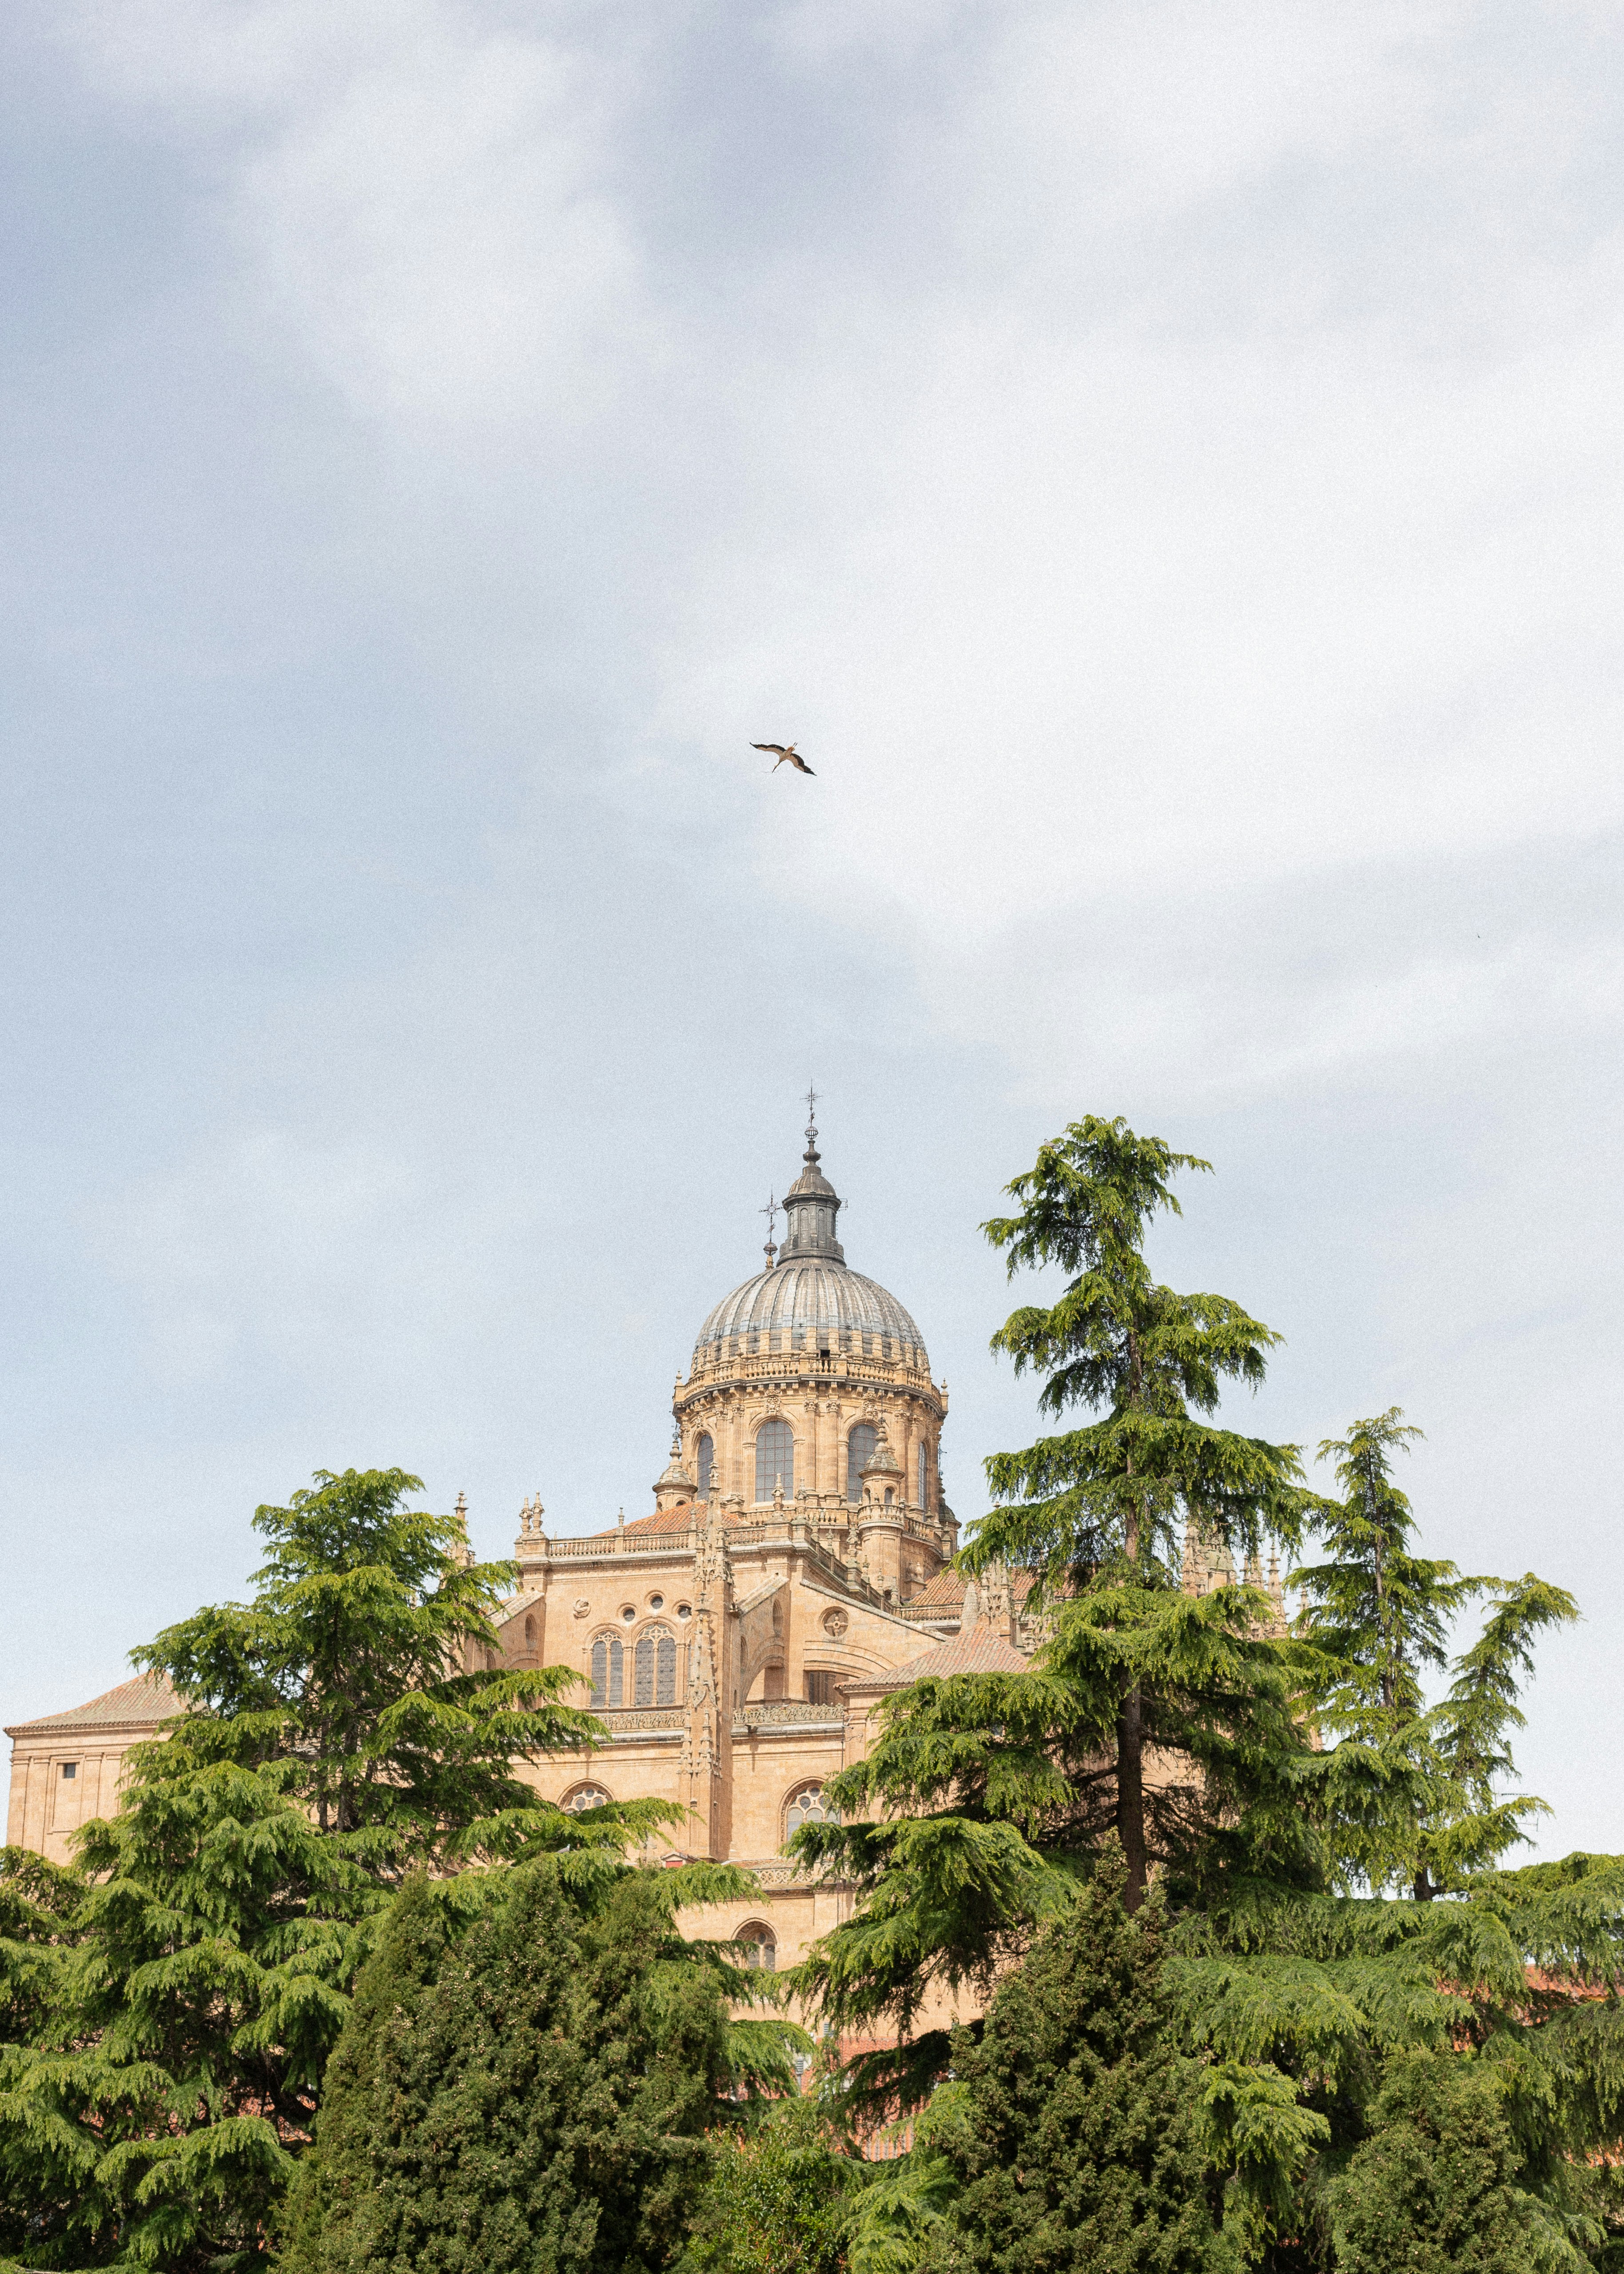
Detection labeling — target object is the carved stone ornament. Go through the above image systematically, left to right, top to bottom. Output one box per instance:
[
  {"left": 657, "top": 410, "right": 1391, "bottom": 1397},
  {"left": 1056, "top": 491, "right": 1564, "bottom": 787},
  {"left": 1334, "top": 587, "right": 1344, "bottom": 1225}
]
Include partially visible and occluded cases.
[
  {"left": 573, "top": 1598, "right": 591, "bottom": 1619},
  {"left": 822, "top": 1608, "right": 849, "bottom": 1638}
]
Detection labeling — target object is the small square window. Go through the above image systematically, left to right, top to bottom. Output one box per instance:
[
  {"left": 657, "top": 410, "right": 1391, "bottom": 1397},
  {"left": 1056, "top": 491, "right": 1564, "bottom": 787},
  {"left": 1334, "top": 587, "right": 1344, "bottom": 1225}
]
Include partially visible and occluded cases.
[{"left": 60, "top": 1762, "right": 77, "bottom": 1780}]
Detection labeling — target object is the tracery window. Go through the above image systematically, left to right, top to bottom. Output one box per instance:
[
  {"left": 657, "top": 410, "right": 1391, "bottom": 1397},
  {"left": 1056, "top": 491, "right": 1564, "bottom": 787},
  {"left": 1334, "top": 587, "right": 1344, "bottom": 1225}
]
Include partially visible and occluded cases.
[
  {"left": 755, "top": 1418, "right": 794, "bottom": 1503},
  {"left": 847, "top": 1422, "right": 878, "bottom": 1504},
  {"left": 697, "top": 1432, "right": 714, "bottom": 1499},
  {"left": 633, "top": 1623, "right": 679, "bottom": 1707},
  {"left": 590, "top": 1633, "right": 624, "bottom": 1709},
  {"left": 785, "top": 1782, "right": 838, "bottom": 1838},
  {"left": 561, "top": 1783, "right": 611, "bottom": 1812},
  {"left": 736, "top": 1923, "right": 777, "bottom": 1971}
]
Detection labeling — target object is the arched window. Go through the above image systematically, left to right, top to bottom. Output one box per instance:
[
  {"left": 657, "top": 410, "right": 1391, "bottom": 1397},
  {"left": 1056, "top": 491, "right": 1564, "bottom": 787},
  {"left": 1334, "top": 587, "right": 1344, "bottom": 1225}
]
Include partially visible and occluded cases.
[
  {"left": 756, "top": 1418, "right": 794, "bottom": 1503},
  {"left": 847, "top": 1422, "right": 878, "bottom": 1504},
  {"left": 697, "top": 1432, "right": 714, "bottom": 1499},
  {"left": 917, "top": 1440, "right": 929, "bottom": 1507},
  {"left": 523, "top": 1613, "right": 538, "bottom": 1657},
  {"left": 633, "top": 1623, "right": 678, "bottom": 1707},
  {"left": 590, "top": 1633, "right": 624, "bottom": 1709},
  {"left": 785, "top": 1782, "right": 838, "bottom": 1838},
  {"left": 561, "top": 1783, "right": 611, "bottom": 1812},
  {"left": 736, "top": 1922, "right": 777, "bottom": 1971}
]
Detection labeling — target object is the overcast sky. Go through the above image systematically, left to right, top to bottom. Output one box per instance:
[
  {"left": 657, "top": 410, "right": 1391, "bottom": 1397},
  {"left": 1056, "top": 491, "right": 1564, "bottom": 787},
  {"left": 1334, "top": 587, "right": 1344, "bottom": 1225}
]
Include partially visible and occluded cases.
[{"left": 2, "top": 0, "right": 1620, "bottom": 1856}]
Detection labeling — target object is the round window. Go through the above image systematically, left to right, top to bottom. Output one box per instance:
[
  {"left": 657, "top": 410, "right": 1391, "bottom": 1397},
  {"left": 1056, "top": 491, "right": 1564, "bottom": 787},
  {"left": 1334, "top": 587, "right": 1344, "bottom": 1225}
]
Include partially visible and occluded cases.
[
  {"left": 649, "top": 1593, "right": 664, "bottom": 1611},
  {"left": 676, "top": 1603, "right": 692, "bottom": 1620},
  {"left": 621, "top": 1606, "right": 636, "bottom": 1623}
]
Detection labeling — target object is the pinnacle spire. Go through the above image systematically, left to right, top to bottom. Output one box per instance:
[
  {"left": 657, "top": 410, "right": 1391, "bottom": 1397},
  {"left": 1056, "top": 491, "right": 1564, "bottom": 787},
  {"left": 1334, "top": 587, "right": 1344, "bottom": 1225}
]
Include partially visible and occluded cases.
[{"left": 776, "top": 1089, "right": 845, "bottom": 1265}]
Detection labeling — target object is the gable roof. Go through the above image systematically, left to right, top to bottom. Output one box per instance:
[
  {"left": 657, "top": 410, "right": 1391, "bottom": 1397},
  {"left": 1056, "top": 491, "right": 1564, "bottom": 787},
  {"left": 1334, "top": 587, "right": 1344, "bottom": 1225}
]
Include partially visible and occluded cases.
[
  {"left": 895, "top": 1624, "right": 1031, "bottom": 1679},
  {"left": 5, "top": 1672, "right": 181, "bottom": 1739}
]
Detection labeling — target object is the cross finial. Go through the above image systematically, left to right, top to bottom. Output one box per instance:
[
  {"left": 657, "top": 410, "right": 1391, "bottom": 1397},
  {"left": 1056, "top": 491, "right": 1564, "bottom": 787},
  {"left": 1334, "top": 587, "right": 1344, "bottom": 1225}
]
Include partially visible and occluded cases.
[
  {"left": 804, "top": 1082, "right": 820, "bottom": 1162},
  {"left": 760, "top": 1190, "right": 778, "bottom": 1265}
]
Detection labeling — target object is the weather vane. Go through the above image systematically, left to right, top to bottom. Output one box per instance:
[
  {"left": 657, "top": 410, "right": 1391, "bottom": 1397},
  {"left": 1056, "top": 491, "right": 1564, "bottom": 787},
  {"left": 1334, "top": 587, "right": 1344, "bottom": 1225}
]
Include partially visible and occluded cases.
[
  {"left": 804, "top": 1082, "right": 819, "bottom": 1148},
  {"left": 760, "top": 1191, "right": 779, "bottom": 1265}
]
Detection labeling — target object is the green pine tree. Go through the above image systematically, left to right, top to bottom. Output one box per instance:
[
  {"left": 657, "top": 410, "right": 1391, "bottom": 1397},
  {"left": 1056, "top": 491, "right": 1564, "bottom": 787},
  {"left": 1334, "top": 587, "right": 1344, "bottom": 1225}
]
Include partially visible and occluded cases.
[
  {"left": 970, "top": 1116, "right": 1311, "bottom": 1905},
  {"left": 792, "top": 1121, "right": 1324, "bottom": 2115},
  {"left": 1294, "top": 1410, "right": 1577, "bottom": 1898},
  {"left": 1174, "top": 1419, "right": 1618, "bottom": 2268},
  {"left": 0, "top": 1466, "right": 673, "bottom": 2271},
  {"left": 131, "top": 1466, "right": 616, "bottom": 1863},
  {"left": 923, "top": 1847, "right": 1234, "bottom": 2274},
  {"left": 281, "top": 1859, "right": 784, "bottom": 2274}
]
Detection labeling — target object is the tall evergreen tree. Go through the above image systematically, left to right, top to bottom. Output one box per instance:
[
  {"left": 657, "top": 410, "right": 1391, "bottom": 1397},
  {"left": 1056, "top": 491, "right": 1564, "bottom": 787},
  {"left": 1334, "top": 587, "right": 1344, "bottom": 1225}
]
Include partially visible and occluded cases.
[
  {"left": 970, "top": 1117, "right": 1310, "bottom": 1904},
  {"left": 792, "top": 1122, "right": 1323, "bottom": 2114},
  {"left": 1293, "top": 1410, "right": 1577, "bottom": 1898},
  {"left": 1173, "top": 1417, "right": 1617, "bottom": 2267},
  {"left": 0, "top": 1467, "right": 669, "bottom": 2271},
  {"left": 131, "top": 1467, "right": 611, "bottom": 1863},
  {"left": 922, "top": 1847, "right": 1233, "bottom": 2274},
  {"left": 281, "top": 1859, "right": 790, "bottom": 2274}
]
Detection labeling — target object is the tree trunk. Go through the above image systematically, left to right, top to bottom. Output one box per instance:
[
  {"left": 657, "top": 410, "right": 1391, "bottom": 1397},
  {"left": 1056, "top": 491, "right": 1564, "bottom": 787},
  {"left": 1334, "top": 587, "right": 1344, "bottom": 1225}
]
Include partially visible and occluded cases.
[{"left": 1117, "top": 1683, "right": 1147, "bottom": 1911}]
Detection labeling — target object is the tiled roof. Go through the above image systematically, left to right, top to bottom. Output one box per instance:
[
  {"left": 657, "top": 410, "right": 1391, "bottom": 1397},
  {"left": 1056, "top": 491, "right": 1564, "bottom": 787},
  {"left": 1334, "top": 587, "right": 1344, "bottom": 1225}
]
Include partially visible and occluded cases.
[
  {"left": 599, "top": 1502, "right": 701, "bottom": 1538},
  {"left": 899, "top": 1566, "right": 1039, "bottom": 1615},
  {"left": 904, "top": 1567, "right": 968, "bottom": 1612},
  {"left": 885, "top": 1624, "right": 1030, "bottom": 1680},
  {"left": 5, "top": 1672, "right": 181, "bottom": 1738}
]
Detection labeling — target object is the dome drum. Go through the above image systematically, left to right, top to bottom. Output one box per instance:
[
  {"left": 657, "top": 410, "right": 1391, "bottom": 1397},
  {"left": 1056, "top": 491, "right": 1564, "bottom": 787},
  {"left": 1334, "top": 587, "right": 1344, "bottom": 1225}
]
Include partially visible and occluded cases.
[{"left": 670, "top": 1118, "right": 950, "bottom": 1545}]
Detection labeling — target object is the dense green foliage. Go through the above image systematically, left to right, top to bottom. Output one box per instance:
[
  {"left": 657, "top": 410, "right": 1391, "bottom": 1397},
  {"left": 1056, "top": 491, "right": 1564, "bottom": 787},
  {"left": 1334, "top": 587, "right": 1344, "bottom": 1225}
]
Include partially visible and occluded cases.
[
  {"left": 790, "top": 1121, "right": 1621, "bottom": 2266},
  {"left": 130, "top": 1467, "right": 613, "bottom": 1862},
  {"left": 0, "top": 1468, "right": 665, "bottom": 2271},
  {"left": 922, "top": 1849, "right": 1231, "bottom": 2273},
  {"left": 283, "top": 1858, "right": 793, "bottom": 2274},
  {"left": 1324, "top": 2050, "right": 1559, "bottom": 2274},
  {"left": 683, "top": 2095, "right": 851, "bottom": 2274}
]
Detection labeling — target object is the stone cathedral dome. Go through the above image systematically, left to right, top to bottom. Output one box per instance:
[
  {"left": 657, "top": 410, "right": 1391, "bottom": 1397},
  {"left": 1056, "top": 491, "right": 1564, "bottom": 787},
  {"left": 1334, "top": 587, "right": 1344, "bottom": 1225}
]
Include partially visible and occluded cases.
[{"left": 691, "top": 1119, "right": 929, "bottom": 1372}]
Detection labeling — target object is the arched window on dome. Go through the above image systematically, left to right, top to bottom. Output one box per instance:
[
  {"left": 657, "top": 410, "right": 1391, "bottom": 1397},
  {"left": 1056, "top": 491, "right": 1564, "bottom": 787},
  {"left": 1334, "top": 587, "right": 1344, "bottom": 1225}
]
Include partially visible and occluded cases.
[
  {"left": 755, "top": 1418, "right": 795, "bottom": 1503},
  {"left": 847, "top": 1422, "right": 878, "bottom": 1504},
  {"left": 696, "top": 1433, "right": 713, "bottom": 1500},
  {"left": 633, "top": 1623, "right": 678, "bottom": 1707},
  {"left": 590, "top": 1633, "right": 623, "bottom": 1710}
]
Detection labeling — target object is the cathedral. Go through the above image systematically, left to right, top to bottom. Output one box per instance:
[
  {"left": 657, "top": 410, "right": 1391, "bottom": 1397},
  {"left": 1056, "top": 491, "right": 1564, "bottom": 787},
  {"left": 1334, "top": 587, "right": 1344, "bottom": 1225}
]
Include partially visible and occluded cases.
[{"left": 5, "top": 1113, "right": 1037, "bottom": 1975}]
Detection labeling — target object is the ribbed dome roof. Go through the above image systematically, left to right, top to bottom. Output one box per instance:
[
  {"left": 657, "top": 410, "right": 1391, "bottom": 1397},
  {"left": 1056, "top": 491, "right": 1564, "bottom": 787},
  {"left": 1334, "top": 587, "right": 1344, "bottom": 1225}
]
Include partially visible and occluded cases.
[
  {"left": 691, "top": 1112, "right": 929, "bottom": 1371},
  {"left": 694, "top": 1260, "right": 927, "bottom": 1367}
]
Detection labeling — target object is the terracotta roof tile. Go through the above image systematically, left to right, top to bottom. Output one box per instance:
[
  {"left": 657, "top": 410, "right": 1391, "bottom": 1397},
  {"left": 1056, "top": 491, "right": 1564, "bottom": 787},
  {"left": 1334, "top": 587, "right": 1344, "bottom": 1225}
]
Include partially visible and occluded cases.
[
  {"left": 904, "top": 1568, "right": 968, "bottom": 1612},
  {"left": 887, "top": 1624, "right": 1030, "bottom": 1679},
  {"left": 5, "top": 1672, "right": 181, "bottom": 1737}
]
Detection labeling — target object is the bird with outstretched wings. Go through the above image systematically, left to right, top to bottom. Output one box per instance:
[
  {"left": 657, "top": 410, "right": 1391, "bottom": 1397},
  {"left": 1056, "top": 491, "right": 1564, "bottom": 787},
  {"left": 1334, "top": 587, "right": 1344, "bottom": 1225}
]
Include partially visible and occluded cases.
[{"left": 753, "top": 741, "right": 815, "bottom": 776}]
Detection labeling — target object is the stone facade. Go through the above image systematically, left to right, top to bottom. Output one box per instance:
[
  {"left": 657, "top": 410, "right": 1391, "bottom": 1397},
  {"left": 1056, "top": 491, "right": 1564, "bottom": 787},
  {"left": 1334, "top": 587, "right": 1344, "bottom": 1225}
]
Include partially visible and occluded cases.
[
  {"left": 5, "top": 1117, "right": 1020, "bottom": 1985},
  {"left": 4, "top": 1672, "right": 179, "bottom": 1865}
]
